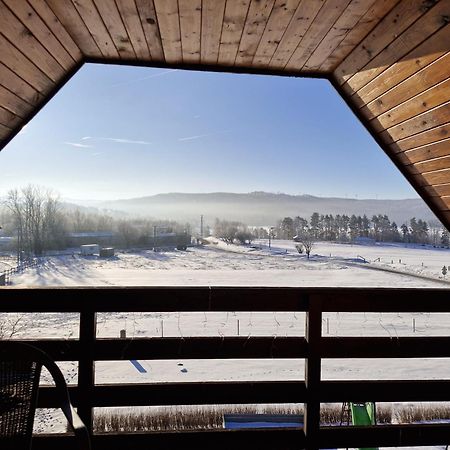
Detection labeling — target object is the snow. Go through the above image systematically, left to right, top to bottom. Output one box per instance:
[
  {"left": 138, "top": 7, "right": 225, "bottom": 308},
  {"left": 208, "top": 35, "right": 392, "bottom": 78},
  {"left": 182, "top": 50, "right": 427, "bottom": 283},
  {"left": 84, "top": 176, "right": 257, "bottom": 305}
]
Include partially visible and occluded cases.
[
  {"left": 2, "top": 240, "right": 450, "bottom": 447},
  {"left": 7, "top": 240, "right": 450, "bottom": 287}
]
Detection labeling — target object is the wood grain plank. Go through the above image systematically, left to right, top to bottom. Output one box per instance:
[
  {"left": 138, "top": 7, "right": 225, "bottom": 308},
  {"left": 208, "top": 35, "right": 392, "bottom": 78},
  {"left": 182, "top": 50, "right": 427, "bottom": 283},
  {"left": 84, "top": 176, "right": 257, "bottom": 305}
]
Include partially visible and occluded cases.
[
  {"left": 3, "top": 0, "right": 77, "bottom": 70},
  {"left": 27, "top": 0, "right": 82, "bottom": 61},
  {"left": 45, "top": 0, "right": 101, "bottom": 57},
  {"left": 71, "top": 0, "right": 120, "bottom": 59},
  {"left": 91, "top": 0, "right": 136, "bottom": 59},
  {"left": 115, "top": 0, "right": 151, "bottom": 60},
  {"left": 135, "top": 0, "right": 164, "bottom": 62},
  {"left": 153, "top": 0, "right": 182, "bottom": 64},
  {"left": 179, "top": 0, "right": 201, "bottom": 63},
  {"left": 201, "top": 0, "right": 226, "bottom": 64},
  {"left": 218, "top": 0, "right": 251, "bottom": 66},
  {"left": 235, "top": 0, "right": 275, "bottom": 66},
  {"left": 252, "top": 0, "right": 301, "bottom": 67},
  {"left": 269, "top": 0, "right": 325, "bottom": 69},
  {"left": 285, "top": 0, "right": 352, "bottom": 71},
  {"left": 304, "top": 0, "right": 377, "bottom": 71},
  {"left": 320, "top": 0, "right": 400, "bottom": 72},
  {"left": 334, "top": 0, "right": 439, "bottom": 85},
  {"left": 0, "top": 1, "right": 65, "bottom": 82},
  {"left": 345, "top": 1, "right": 450, "bottom": 94},
  {"left": 0, "top": 35, "right": 53, "bottom": 93},
  {"left": 360, "top": 45, "right": 450, "bottom": 119},
  {"left": 0, "top": 62, "right": 43, "bottom": 104},
  {"left": 373, "top": 78, "right": 450, "bottom": 132},
  {"left": 0, "top": 85, "right": 32, "bottom": 117},
  {"left": 383, "top": 101, "right": 450, "bottom": 143},
  {"left": 0, "top": 105, "right": 22, "bottom": 129},
  {"left": 0, "top": 122, "right": 12, "bottom": 139},
  {"left": 389, "top": 123, "right": 450, "bottom": 153},
  {"left": 403, "top": 138, "right": 450, "bottom": 164},
  {"left": 415, "top": 154, "right": 450, "bottom": 174},
  {"left": 419, "top": 168, "right": 450, "bottom": 185},
  {"left": 424, "top": 184, "right": 450, "bottom": 197},
  {"left": 441, "top": 195, "right": 450, "bottom": 209}
]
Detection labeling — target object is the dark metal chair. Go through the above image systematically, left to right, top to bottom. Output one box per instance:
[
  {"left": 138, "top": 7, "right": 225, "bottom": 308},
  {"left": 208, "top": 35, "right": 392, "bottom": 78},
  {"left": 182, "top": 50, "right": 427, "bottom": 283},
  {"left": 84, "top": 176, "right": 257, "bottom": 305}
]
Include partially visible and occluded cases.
[{"left": 0, "top": 341, "right": 91, "bottom": 450}]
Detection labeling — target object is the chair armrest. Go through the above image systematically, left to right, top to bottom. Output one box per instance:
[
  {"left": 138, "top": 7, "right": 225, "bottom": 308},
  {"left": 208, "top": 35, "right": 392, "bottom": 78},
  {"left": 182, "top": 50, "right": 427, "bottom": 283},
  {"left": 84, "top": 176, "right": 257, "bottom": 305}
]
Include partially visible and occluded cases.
[{"left": 40, "top": 353, "right": 92, "bottom": 450}]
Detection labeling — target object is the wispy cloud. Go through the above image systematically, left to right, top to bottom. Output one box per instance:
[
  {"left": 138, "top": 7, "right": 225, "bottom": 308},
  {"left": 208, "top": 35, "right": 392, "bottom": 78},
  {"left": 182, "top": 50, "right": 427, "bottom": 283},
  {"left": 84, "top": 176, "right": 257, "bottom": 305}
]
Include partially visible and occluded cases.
[
  {"left": 109, "top": 69, "right": 178, "bottom": 88},
  {"left": 178, "top": 130, "right": 230, "bottom": 142},
  {"left": 178, "top": 133, "right": 212, "bottom": 142},
  {"left": 82, "top": 137, "right": 152, "bottom": 145},
  {"left": 64, "top": 142, "right": 94, "bottom": 148},
  {"left": 91, "top": 152, "right": 104, "bottom": 157}
]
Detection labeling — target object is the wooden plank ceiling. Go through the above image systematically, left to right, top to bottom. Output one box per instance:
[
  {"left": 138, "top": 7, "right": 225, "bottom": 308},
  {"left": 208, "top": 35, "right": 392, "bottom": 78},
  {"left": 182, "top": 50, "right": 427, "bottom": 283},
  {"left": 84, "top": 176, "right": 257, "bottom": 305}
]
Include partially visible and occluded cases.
[{"left": 0, "top": 0, "right": 449, "bottom": 227}]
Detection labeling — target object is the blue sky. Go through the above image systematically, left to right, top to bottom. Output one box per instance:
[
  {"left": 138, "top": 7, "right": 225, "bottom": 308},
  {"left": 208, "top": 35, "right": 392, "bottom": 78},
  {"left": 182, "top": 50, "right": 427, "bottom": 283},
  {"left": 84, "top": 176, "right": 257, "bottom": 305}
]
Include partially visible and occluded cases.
[{"left": 0, "top": 64, "right": 418, "bottom": 201}]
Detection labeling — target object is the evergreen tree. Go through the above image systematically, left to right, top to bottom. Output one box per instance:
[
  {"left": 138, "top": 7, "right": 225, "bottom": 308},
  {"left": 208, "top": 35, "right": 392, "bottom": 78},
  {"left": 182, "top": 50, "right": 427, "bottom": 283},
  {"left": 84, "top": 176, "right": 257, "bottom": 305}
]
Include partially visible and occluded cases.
[{"left": 441, "top": 229, "right": 450, "bottom": 247}]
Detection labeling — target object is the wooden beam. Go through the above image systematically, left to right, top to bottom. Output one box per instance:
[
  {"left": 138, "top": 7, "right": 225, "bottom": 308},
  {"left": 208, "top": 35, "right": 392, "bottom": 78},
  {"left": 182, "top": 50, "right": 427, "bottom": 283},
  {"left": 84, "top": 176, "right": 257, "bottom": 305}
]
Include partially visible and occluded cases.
[
  {"left": 91, "top": 0, "right": 136, "bottom": 59},
  {"left": 153, "top": 0, "right": 182, "bottom": 64},
  {"left": 179, "top": 0, "right": 201, "bottom": 64},
  {"left": 201, "top": 0, "right": 226, "bottom": 64},
  {"left": 218, "top": 0, "right": 251, "bottom": 65},
  {"left": 235, "top": 0, "right": 275, "bottom": 66}
]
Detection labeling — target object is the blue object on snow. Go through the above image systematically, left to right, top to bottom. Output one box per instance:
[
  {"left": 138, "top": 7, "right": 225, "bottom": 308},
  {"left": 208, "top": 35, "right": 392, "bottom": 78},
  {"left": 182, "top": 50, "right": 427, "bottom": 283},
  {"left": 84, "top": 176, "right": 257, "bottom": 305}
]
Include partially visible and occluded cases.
[
  {"left": 130, "top": 360, "right": 147, "bottom": 373},
  {"left": 223, "top": 414, "right": 303, "bottom": 429}
]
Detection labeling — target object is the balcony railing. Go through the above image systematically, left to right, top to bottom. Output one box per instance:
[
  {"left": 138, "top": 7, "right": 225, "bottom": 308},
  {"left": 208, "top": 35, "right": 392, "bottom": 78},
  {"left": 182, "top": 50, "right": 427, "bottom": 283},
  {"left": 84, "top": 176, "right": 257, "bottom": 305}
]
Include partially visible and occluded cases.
[{"left": 1, "top": 287, "right": 450, "bottom": 449}]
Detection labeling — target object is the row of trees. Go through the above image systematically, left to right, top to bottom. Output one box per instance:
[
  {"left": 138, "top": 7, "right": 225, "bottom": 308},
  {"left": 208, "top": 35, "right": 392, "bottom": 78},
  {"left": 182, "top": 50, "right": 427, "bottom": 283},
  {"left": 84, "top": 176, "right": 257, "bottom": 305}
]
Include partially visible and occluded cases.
[
  {"left": 0, "top": 186, "right": 190, "bottom": 258},
  {"left": 271, "top": 213, "right": 448, "bottom": 246},
  {"left": 213, "top": 219, "right": 254, "bottom": 245}
]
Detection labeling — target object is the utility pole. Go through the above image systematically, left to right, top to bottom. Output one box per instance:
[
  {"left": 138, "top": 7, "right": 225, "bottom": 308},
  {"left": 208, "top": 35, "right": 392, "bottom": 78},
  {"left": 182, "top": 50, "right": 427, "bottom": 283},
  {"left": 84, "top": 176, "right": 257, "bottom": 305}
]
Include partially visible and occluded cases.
[
  {"left": 200, "top": 215, "right": 204, "bottom": 238},
  {"left": 153, "top": 225, "right": 157, "bottom": 251}
]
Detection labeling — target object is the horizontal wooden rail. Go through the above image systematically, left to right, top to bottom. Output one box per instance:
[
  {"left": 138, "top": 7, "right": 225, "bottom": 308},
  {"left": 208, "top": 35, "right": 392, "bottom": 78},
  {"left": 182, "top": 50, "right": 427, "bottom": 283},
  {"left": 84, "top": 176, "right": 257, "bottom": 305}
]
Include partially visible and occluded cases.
[
  {"left": 2, "top": 286, "right": 450, "bottom": 312},
  {"left": 321, "top": 336, "right": 450, "bottom": 358},
  {"left": 16, "top": 337, "right": 307, "bottom": 360},
  {"left": 37, "top": 379, "right": 450, "bottom": 409},
  {"left": 319, "top": 380, "right": 450, "bottom": 402},
  {"left": 38, "top": 381, "right": 307, "bottom": 408},
  {"left": 30, "top": 423, "right": 450, "bottom": 450},
  {"left": 319, "top": 423, "right": 450, "bottom": 447},
  {"left": 33, "top": 428, "right": 306, "bottom": 450}
]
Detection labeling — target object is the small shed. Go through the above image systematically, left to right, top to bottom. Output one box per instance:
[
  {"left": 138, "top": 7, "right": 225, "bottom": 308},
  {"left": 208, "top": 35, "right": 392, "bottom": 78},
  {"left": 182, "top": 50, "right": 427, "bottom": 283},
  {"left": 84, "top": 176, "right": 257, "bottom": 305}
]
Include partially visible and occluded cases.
[
  {"left": 80, "top": 244, "right": 99, "bottom": 256},
  {"left": 99, "top": 247, "right": 115, "bottom": 258}
]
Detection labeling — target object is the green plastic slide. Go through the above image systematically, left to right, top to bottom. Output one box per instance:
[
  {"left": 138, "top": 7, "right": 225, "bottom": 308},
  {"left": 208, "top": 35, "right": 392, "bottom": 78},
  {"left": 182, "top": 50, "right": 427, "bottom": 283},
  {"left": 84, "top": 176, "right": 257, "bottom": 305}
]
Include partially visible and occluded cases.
[{"left": 350, "top": 402, "right": 378, "bottom": 450}]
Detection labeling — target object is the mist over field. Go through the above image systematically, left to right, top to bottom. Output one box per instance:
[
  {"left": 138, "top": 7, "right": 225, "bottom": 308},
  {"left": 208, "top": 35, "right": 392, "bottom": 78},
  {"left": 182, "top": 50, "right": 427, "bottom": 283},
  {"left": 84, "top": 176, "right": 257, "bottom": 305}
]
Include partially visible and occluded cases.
[{"left": 77, "top": 192, "right": 437, "bottom": 225}]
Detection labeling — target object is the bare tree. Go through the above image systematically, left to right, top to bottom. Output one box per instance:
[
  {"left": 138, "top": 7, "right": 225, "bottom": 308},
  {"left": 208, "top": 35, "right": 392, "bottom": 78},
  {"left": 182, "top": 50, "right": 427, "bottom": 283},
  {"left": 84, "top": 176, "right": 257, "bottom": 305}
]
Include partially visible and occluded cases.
[
  {"left": 4, "top": 185, "right": 65, "bottom": 258},
  {"left": 296, "top": 230, "right": 315, "bottom": 259},
  {"left": 0, "top": 314, "right": 27, "bottom": 339}
]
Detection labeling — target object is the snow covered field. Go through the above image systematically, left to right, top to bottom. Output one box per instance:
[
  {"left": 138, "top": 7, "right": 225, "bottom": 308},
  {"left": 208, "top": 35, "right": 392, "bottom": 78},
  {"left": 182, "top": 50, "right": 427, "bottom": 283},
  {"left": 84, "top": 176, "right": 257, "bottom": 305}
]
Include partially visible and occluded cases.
[
  {"left": 6, "top": 239, "right": 450, "bottom": 287},
  {"left": 2, "top": 241, "right": 450, "bottom": 446}
]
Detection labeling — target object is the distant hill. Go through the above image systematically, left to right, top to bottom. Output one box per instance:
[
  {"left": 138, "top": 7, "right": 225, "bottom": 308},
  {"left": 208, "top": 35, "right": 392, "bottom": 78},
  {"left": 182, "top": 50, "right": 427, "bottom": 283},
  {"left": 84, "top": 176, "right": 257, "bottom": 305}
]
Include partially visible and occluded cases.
[{"left": 84, "top": 192, "right": 438, "bottom": 226}]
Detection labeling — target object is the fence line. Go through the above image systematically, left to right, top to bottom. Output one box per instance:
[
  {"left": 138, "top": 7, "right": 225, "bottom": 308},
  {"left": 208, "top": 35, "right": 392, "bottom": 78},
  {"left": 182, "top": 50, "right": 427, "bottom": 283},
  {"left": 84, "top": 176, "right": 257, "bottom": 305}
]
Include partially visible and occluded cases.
[{"left": 1, "top": 258, "right": 40, "bottom": 285}]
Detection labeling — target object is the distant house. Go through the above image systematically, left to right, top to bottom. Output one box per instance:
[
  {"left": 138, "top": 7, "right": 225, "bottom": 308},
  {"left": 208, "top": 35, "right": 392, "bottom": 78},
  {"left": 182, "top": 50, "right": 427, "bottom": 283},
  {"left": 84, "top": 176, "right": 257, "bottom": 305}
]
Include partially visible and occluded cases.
[{"left": 67, "top": 231, "right": 115, "bottom": 247}]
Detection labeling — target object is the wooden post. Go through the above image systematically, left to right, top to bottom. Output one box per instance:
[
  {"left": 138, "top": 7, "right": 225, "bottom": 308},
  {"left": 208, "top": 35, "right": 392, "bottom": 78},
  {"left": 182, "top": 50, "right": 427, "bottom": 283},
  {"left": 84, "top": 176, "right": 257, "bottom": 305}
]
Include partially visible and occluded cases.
[
  {"left": 305, "top": 294, "right": 322, "bottom": 449},
  {"left": 78, "top": 310, "right": 97, "bottom": 434}
]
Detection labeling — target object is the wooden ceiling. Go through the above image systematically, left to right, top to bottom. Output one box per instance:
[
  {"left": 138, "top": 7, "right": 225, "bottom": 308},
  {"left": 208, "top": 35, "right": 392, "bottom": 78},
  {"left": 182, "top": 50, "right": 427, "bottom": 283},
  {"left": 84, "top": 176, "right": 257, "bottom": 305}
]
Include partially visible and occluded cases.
[{"left": 0, "top": 0, "right": 449, "bottom": 228}]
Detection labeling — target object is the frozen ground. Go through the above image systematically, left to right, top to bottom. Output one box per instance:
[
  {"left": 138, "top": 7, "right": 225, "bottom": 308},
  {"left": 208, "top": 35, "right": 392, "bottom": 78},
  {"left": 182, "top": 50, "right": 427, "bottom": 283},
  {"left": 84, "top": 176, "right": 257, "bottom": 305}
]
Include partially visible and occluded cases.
[
  {"left": 6, "top": 239, "right": 450, "bottom": 287},
  {"left": 2, "top": 241, "right": 450, "bottom": 446}
]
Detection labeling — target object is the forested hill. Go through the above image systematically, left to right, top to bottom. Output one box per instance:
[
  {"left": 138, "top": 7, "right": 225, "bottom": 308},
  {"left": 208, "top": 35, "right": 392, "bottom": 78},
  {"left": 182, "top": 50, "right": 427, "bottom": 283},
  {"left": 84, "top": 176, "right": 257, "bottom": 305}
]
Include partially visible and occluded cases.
[{"left": 94, "top": 192, "right": 437, "bottom": 226}]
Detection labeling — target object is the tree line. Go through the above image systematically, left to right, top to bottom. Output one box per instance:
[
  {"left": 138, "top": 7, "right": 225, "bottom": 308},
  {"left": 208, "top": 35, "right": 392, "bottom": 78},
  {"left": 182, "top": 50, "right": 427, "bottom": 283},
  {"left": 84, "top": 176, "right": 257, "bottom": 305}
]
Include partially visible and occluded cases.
[
  {"left": 0, "top": 185, "right": 190, "bottom": 258},
  {"left": 257, "top": 213, "right": 449, "bottom": 246}
]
